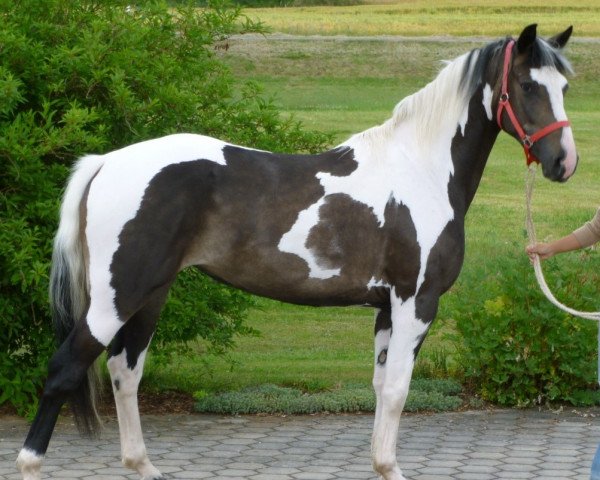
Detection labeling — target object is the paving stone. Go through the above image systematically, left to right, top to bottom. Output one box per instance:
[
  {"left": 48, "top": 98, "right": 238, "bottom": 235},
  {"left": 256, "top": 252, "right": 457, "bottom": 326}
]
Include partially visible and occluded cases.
[{"left": 2, "top": 408, "right": 600, "bottom": 479}]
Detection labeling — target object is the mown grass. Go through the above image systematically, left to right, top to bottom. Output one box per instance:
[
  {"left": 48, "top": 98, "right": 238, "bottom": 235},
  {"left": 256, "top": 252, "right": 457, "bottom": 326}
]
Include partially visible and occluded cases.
[
  {"left": 246, "top": 1, "right": 600, "bottom": 37},
  {"left": 143, "top": 28, "right": 600, "bottom": 411}
]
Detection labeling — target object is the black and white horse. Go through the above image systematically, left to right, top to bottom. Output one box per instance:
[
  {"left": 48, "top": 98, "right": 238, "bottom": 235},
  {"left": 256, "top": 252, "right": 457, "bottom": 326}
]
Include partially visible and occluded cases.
[{"left": 18, "top": 25, "right": 577, "bottom": 480}]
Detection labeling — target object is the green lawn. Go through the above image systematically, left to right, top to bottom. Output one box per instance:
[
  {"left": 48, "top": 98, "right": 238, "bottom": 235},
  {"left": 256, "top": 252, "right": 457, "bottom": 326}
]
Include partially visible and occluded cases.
[
  {"left": 246, "top": 1, "right": 600, "bottom": 37},
  {"left": 144, "top": 28, "right": 599, "bottom": 400}
]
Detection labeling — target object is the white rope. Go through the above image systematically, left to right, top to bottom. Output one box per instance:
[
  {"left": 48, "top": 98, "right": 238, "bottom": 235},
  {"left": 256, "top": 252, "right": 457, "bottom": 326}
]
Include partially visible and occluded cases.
[{"left": 525, "top": 164, "right": 600, "bottom": 321}]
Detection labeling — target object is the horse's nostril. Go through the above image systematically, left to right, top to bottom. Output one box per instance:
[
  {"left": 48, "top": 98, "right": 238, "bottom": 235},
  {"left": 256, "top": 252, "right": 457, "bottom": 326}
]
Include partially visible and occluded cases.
[{"left": 554, "top": 158, "right": 567, "bottom": 181}]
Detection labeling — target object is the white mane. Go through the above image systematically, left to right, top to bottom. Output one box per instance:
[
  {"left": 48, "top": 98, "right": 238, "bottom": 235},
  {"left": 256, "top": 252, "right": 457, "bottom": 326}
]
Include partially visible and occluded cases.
[{"left": 349, "top": 50, "right": 479, "bottom": 147}]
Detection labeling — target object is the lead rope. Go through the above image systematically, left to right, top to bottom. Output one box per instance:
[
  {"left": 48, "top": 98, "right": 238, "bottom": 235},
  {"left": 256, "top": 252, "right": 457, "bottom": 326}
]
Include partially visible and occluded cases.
[{"left": 525, "top": 164, "right": 600, "bottom": 321}]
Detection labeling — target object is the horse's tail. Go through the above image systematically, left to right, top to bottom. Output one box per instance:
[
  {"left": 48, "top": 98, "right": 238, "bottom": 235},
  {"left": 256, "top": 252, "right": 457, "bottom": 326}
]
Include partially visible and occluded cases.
[{"left": 49, "top": 154, "right": 105, "bottom": 436}]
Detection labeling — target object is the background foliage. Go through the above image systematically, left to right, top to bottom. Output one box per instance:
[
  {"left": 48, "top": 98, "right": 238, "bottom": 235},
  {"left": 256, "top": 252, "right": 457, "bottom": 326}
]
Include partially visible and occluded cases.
[
  {"left": 0, "top": 0, "right": 330, "bottom": 415},
  {"left": 453, "top": 243, "right": 599, "bottom": 406},
  {"left": 194, "top": 379, "right": 463, "bottom": 415}
]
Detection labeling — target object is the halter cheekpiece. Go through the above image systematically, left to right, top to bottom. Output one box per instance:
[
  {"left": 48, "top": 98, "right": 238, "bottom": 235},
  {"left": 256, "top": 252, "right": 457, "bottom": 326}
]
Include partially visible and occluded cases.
[{"left": 496, "top": 39, "right": 570, "bottom": 165}]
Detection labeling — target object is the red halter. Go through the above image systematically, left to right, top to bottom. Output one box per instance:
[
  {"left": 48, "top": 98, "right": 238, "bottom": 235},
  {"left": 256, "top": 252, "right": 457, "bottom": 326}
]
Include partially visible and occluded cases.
[{"left": 496, "top": 39, "right": 570, "bottom": 165}]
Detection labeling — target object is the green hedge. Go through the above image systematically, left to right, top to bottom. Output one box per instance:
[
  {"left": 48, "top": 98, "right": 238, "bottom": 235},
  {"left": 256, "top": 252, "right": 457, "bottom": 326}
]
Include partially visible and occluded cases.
[
  {"left": 0, "top": 0, "right": 330, "bottom": 416},
  {"left": 454, "top": 242, "right": 599, "bottom": 406},
  {"left": 194, "top": 379, "right": 463, "bottom": 414}
]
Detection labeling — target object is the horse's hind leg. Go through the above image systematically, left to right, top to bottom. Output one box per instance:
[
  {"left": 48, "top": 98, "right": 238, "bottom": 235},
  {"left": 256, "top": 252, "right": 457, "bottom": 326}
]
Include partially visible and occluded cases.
[
  {"left": 107, "top": 286, "right": 169, "bottom": 480},
  {"left": 16, "top": 316, "right": 115, "bottom": 479}
]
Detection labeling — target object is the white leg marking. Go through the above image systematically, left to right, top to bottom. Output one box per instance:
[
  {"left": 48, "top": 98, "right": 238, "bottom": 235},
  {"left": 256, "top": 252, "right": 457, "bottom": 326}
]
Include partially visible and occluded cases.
[
  {"left": 371, "top": 296, "right": 429, "bottom": 480},
  {"left": 372, "top": 320, "right": 391, "bottom": 462},
  {"left": 108, "top": 348, "right": 162, "bottom": 480},
  {"left": 16, "top": 448, "right": 42, "bottom": 480}
]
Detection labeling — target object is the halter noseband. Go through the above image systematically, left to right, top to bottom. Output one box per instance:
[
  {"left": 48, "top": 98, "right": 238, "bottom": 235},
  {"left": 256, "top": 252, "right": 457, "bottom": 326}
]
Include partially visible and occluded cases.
[{"left": 496, "top": 39, "right": 570, "bottom": 166}]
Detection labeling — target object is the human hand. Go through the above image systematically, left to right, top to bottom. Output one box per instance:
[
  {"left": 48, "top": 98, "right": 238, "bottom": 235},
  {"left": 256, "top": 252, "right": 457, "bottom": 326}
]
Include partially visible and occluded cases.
[{"left": 526, "top": 242, "right": 555, "bottom": 261}]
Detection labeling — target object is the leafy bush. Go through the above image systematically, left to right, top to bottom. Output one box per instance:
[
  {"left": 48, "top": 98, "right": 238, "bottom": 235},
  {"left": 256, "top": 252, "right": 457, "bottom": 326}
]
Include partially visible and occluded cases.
[
  {"left": 0, "top": 0, "right": 330, "bottom": 415},
  {"left": 454, "top": 242, "right": 599, "bottom": 406},
  {"left": 194, "top": 379, "right": 463, "bottom": 414}
]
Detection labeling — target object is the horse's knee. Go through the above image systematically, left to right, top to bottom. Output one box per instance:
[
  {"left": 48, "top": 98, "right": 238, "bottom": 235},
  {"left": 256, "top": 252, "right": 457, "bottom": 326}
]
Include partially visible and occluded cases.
[
  {"left": 108, "top": 355, "right": 139, "bottom": 396},
  {"left": 373, "top": 377, "right": 384, "bottom": 394},
  {"left": 381, "top": 383, "right": 409, "bottom": 414}
]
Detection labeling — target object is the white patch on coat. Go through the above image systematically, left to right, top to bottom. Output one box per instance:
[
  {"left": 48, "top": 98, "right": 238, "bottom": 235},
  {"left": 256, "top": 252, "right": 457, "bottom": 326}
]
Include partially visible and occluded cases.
[
  {"left": 278, "top": 53, "right": 470, "bottom": 287},
  {"left": 530, "top": 67, "right": 578, "bottom": 179},
  {"left": 482, "top": 84, "right": 493, "bottom": 121},
  {"left": 458, "top": 105, "right": 469, "bottom": 136},
  {"left": 280, "top": 119, "right": 455, "bottom": 289},
  {"left": 85, "top": 134, "right": 230, "bottom": 345},
  {"left": 278, "top": 198, "right": 342, "bottom": 279},
  {"left": 368, "top": 277, "right": 391, "bottom": 289}
]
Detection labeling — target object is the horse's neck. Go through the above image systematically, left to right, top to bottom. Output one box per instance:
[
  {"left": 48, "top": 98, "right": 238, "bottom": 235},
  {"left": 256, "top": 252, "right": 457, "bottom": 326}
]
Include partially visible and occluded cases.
[{"left": 446, "top": 86, "right": 500, "bottom": 216}]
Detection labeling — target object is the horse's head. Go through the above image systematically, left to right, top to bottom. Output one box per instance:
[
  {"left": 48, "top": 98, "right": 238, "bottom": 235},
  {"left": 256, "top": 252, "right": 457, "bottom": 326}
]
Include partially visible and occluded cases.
[{"left": 497, "top": 24, "right": 577, "bottom": 182}]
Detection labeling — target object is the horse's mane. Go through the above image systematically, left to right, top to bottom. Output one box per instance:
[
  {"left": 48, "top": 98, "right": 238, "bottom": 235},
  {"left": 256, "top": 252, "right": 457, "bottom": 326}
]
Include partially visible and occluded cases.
[{"left": 350, "top": 36, "right": 572, "bottom": 148}]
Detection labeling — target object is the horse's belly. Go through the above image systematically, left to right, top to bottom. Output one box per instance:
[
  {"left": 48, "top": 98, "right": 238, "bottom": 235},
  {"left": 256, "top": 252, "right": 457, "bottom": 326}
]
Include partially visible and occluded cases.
[{"left": 201, "top": 259, "right": 390, "bottom": 307}]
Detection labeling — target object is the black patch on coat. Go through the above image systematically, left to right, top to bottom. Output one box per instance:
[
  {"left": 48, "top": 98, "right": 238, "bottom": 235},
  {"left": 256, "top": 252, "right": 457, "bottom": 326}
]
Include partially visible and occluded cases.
[
  {"left": 108, "top": 143, "right": 420, "bottom": 312},
  {"left": 109, "top": 146, "right": 359, "bottom": 318},
  {"left": 305, "top": 194, "right": 420, "bottom": 306},
  {"left": 109, "top": 275, "right": 178, "bottom": 369},
  {"left": 374, "top": 307, "right": 392, "bottom": 334},
  {"left": 377, "top": 348, "right": 388, "bottom": 365},
  {"left": 113, "top": 379, "right": 120, "bottom": 391}
]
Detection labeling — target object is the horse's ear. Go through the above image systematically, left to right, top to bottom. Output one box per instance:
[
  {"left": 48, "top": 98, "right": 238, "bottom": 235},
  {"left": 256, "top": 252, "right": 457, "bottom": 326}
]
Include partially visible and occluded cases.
[
  {"left": 517, "top": 24, "right": 537, "bottom": 53},
  {"left": 548, "top": 26, "right": 573, "bottom": 49}
]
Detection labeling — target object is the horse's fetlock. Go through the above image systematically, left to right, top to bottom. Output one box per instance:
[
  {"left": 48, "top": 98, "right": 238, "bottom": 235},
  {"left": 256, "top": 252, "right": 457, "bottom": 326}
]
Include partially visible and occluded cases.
[
  {"left": 16, "top": 448, "right": 43, "bottom": 480},
  {"left": 122, "top": 452, "right": 144, "bottom": 470},
  {"left": 372, "top": 457, "right": 397, "bottom": 476}
]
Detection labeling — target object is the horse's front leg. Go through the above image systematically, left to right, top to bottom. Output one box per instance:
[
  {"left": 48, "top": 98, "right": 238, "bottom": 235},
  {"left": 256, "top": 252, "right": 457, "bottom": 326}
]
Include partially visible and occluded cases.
[{"left": 371, "top": 294, "right": 436, "bottom": 480}]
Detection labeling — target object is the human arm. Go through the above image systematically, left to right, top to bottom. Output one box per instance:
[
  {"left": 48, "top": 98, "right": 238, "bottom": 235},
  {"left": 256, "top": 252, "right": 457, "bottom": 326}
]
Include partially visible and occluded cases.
[
  {"left": 526, "top": 207, "right": 600, "bottom": 260},
  {"left": 572, "top": 208, "right": 600, "bottom": 249},
  {"left": 526, "top": 233, "right": 583, "bottom": 260}
]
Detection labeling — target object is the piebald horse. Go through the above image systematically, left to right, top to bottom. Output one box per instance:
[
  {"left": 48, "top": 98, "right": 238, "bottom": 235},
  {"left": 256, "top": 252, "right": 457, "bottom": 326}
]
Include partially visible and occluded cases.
[{"left": 18, "top": 25, "right": 577, "bottom": 480}]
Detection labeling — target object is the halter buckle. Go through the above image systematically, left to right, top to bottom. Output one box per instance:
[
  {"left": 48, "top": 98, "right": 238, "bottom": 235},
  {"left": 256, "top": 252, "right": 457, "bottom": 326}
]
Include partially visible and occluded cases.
[
  {"left": 500, "top": 93, "right": 509, "bottom": 103},
  {"left": 522, "top": 136, "right": 533, "bottom": 148}
]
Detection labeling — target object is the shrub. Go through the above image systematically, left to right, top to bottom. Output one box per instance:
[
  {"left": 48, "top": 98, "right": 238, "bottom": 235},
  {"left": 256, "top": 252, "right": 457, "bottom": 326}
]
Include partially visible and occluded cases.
[
  {"left": 0, "top": 0, "right": 330, "bottom": 416},
  {"left": 454, "top": 242, "right": 599, "bottom": 406},
  {"left": 194, "top": 379, "right": 463, "bottom": 414}
]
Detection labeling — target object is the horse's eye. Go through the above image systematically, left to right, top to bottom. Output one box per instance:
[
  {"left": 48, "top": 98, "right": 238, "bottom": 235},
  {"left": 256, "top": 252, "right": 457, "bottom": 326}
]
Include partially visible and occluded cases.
[{"left": 520, "top": 81, "right": 537, "bottom": 94}]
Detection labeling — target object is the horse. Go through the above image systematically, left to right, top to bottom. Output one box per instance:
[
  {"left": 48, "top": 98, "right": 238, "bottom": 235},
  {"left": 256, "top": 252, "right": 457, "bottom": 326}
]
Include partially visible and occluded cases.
[{"left": 17, "top": 24, "right": 577, "bottom": 480}]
